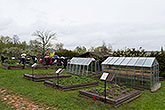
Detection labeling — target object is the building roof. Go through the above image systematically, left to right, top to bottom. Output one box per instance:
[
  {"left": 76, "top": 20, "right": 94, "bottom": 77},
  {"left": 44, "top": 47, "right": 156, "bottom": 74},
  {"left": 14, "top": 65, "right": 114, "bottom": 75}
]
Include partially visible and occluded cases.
[
  {"left": 68, "top": 57, "right": 95, "bottom": 66},
  {"left": 102, "top": 57, "right": 158, "bottom": 67}
]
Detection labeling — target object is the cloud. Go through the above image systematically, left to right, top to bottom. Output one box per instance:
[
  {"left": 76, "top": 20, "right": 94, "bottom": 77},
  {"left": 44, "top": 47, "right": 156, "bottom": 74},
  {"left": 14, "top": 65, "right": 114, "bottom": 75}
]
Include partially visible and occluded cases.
[{"left": 0, "top": 0, "right": 165, "bottom": 51}]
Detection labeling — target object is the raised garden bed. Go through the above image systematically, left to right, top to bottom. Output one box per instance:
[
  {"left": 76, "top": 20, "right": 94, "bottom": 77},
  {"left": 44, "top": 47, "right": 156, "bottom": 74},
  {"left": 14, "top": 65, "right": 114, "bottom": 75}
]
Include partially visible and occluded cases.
[
  {"left": 2, "top": 63, "right": 24, "bottom": 70},
  {"left": 25, "top": 64, "right": 48, "bottom": 69},
  {"left": 26, "top": 64, "right": 63, "bottom": 70},
  {"left": 47, "top": 65, "right": 62, "bottom": 70},
  {"left": 24, "top": 73, "right": 72, "bottom": 82},
  {"left": 44, "top": 76, "right": 99, "bottom": 91},
  {"left": 79, "top": 84, "right": 141, "bottom": 107}
]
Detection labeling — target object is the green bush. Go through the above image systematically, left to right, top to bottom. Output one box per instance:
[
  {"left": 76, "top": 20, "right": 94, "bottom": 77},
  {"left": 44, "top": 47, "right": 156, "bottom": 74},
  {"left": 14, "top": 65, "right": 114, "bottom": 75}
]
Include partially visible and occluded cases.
[
  {"left": 160, "top": 71, "right": 165, "bottom": 78},
  {"left": 122, "top": 91, "right": 127, "bottom": 94},
  {"left": 108, "top": 94, "right": 113, "bottom": 99}
]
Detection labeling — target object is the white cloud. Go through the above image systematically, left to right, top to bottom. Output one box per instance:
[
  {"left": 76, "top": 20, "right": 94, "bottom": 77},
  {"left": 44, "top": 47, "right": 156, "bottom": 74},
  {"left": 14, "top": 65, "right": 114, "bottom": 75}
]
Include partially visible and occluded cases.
[{"left": 0, "top": 0, "right": 165, "bottom": 51}]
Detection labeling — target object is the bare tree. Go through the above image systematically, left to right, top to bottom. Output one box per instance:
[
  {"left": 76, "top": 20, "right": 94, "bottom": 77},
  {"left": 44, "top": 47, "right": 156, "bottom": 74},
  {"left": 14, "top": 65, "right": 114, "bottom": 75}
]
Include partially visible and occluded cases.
[
  {"left": 32, "top": 30, "right": 56, "bottom": 56},
  {"left": 13, "top": 35, "right": 20, "bottom": 44},
  {"left": 55, "top": 42, "right": 64, "bottom": 50}
]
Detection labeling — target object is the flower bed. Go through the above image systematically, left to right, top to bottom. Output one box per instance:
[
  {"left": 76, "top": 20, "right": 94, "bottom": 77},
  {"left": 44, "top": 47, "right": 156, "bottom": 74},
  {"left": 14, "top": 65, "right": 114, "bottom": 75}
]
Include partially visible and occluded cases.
[
  {"left": 2, "top": 63, "right": 24, "bottom": 70},
  {"left": 24, "top": 73, "right": 72, "bottom": 82},
  {"left": 44, "top": 76, "right": 99, "bottom": 91},
  {"left": 79, "top": 84, "right": 141, "bottom": 107}
]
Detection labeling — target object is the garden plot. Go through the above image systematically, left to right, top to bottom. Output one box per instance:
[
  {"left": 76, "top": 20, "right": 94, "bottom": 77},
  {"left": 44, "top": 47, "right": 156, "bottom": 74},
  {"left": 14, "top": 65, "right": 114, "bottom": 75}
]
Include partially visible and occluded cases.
[
  {"left": 2, "top": 63, "right": 24, "bottom": 70},
  {"left": 26, "top": 65, "right": 48, "bottom": 69},
  {"left": 24, "top": 73, "right": 72, "bottom": 82},
  {"left": 44, "top": 76, "right": 98, "bottom": 91},
  {"left": 79, "top": 84, "right": 141, "bottom": 107}
]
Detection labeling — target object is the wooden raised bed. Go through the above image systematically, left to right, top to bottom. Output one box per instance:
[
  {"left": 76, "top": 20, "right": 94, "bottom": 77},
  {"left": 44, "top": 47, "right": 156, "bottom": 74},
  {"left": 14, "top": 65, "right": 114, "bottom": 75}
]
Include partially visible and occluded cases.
[
  {"left": 2, "top": 63, "right": 24, "bottom": 70},
  {"left": 26, "top": 65, "right": 62, "bottom": 70},
  {"left": 33, "top": 65, "right": 47, "bottom": 69},
  {"left": 47, "top": 66, "right": 61, "bottom": 70},
  {"left": 103, "top": 69, "right": 150, "bottom": 76},
  {"left": 24, "top": 73, "right": 72, "bottom": 82},
  {"left": 44, "top": 80, "right": 99, "bottom": 91},
  {"left": 79, "top": 88, "right": 141, "bottom": 107}
]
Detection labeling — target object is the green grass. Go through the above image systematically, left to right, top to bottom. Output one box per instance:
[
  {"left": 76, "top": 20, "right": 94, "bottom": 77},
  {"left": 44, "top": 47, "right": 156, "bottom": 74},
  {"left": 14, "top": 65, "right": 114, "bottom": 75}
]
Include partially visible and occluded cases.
[
  {"left": 0, "top": 65, "right": 165, "bottom": 110},
  {"left": 0, "top": 100, "right": 14, "bottom": 110}
]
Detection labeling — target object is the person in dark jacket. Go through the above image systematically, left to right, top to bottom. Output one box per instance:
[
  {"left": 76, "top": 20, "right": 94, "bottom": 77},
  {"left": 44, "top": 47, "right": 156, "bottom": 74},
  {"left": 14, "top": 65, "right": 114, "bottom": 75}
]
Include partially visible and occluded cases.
[{"left": 1, "top": 54, "right": 6, "bottom": 63}]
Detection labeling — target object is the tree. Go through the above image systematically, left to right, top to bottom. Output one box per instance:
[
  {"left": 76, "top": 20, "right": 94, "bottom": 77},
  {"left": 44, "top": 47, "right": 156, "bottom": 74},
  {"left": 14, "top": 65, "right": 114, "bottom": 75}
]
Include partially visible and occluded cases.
[
  {"left": 32, "top": 30, "right": 56, "bottom": 56},
  {"left": 13, "top": 35, "right": 20, "bottom": 44},
  {"left": 0, "top": 36, "right": 12, "bottom": 44},
  {"left": 29, "top": 40, "right": 42, "bottom": 56},
  {"left": 94, "top": 42, "right": 112, "bottom": 53},
  {"left": 55, "top": 43, "right": 64, "bottom": 50},
  {"left": 74, "top": 46, "right": 87, "bottom": 54},
  {"left": 88, "top": 46, "right": 95, "bottom": 52},
  {"left": 2, "top": 47, "right": 22, "bottom": 57},
  {"left": 55, "top": 49, "right": 80, "bottom": 58}
]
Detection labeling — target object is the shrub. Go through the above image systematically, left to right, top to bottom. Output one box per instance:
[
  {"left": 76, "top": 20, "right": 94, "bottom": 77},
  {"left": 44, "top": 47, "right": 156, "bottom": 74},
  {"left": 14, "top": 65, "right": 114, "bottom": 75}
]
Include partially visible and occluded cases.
[
  {"left": 160, "top": 71, "right": 165, "bottom": 78},
  {"left": 121, "top": 86, "right": 126, "bottom": 89},
  {"left": 115, "top": 90, "right": 120, "bottom": 96},
  {"left": 122, "top": 91, "right": 127, "bottom": 94},
  {"left": 108, "top": 94, "right": 113, "bottom": 99}
]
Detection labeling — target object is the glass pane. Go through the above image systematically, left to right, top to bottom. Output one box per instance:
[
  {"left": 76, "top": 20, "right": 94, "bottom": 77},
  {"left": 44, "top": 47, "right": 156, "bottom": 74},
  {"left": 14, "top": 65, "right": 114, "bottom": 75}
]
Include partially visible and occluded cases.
[
  {"left": 69, "top": 57, "right": 95, "bottom": 66},
  {"left": 102, "top": 57, "right": 114, "bottom": 65},
  {"left": 108, "top": 57, "right": 119, "bottom": 65},
  {"left": 114, "top": 57, "right": 125, "bottom": 65},
  {"left": 120, "top": 57, "right": 132, "bottom": 66},
  {"left": 127, "top": 57, "right": 139, "bottom": 66},
  {"left": 135, "top": 57, "right": 147, "bottom": 67},
  {"left": 143, "top": 57, "right": 155, "bottom": 67}
]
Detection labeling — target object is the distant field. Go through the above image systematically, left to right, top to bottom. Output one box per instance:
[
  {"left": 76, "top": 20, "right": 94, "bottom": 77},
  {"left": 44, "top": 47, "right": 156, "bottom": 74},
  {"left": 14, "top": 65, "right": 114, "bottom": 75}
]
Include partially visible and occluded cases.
[{"left": 0, "top": 65, "right": 164, "bottom": 110}]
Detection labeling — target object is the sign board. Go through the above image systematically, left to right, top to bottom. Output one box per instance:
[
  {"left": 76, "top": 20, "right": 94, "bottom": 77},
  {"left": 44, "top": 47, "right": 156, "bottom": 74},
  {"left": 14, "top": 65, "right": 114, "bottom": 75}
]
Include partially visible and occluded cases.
[
  {"left": 31, "top": 63, "right": 37, "bottom": 68},
  {"left": 56, "top": 68, "right": 62, "bottom": 73},
  {"left": 100, "top": 73, "right": 109, "bottom": 80}
]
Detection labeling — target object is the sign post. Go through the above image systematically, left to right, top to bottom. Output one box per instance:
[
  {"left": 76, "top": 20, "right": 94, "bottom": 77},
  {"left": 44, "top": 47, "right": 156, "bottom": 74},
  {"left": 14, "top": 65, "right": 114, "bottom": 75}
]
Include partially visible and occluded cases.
[
  {"left": 31, "top": 63, "right": 37, "bottom": 75},
  {"left": 55, "top": 68, "right": 62, "bottom": 88},
  {"left": 100, "top": 72, "right": 109, "bottom": 103}
]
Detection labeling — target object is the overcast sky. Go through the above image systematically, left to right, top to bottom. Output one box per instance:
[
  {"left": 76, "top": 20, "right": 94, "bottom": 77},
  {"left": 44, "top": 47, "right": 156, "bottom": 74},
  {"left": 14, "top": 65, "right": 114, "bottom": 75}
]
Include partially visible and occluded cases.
[{"left": 0, "top": 0, "right": 165, "bottom": 51}]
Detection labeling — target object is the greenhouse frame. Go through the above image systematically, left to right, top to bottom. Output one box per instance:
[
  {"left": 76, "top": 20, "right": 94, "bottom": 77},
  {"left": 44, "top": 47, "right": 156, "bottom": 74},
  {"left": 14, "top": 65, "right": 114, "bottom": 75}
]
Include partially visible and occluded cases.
[
  {"left": 67, "top": 57, "right": 100, "bottom": 76},
  {"left": 102, "top": 57, "right": 161, "bottom": 91}
]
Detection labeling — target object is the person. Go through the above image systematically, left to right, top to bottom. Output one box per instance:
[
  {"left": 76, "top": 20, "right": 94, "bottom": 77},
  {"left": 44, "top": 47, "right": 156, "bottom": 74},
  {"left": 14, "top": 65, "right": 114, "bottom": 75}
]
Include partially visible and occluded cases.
[
  {"left": 1, "top": 54, "right": 5, "bottom": 63},
  {"left": 21, "top": 55, "right": 26, "bottom": 65},
  {"left": 34, "top": 57, "right": 37, "bottom": 63}
]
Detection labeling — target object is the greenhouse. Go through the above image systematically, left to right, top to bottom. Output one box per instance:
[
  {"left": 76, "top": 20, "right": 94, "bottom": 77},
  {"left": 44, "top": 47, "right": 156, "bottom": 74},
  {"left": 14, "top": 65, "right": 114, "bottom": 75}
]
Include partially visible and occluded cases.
[
  {"left": 67, "top": 57, "right": 100, "bottom": 76},
  {"left": 102, "top": 57, "right": 161, "bottom": 91}
]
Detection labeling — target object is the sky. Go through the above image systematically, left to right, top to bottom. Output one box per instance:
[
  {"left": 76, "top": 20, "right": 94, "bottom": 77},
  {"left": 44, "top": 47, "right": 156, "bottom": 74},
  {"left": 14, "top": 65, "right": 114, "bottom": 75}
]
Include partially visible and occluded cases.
[{"left": 0, "top": 0, "right": 165, "bottom": 51}]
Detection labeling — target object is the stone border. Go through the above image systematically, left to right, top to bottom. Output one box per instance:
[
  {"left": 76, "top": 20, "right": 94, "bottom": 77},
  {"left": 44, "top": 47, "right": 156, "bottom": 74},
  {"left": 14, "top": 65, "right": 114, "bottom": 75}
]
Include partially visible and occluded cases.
[
  {"left": 44, "top": 80, "right": 99, "bottom": 91},
  {"left": 78, "top": 89, "right": 141, "bottom": 107}
]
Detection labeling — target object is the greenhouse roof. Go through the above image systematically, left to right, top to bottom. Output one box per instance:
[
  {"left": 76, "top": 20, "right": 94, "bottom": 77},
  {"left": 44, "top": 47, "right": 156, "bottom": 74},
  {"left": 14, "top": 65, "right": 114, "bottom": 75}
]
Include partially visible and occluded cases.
[
  {"left": 68, "top": 57, "right": 95, "bottom": 66},
  {"left": 102, "top": 57, "right": 158, "bottom": 67}
]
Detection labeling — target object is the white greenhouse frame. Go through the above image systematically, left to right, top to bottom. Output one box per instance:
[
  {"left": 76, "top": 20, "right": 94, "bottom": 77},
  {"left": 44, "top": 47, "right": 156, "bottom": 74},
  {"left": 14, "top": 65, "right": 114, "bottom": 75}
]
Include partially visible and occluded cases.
[
  {"left": 67, "top": 57, "right": 100, "bottom": 76},
  {"left": 102, "top": 57, "right": 160, "bottom": 90}
]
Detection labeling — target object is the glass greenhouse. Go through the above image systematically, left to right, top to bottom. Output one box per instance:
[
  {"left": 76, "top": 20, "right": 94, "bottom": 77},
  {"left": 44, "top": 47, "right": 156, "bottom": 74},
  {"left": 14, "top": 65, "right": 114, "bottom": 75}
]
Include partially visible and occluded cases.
[
  {"left": 67, "top": 57, "right": 100, "bottom": 76},
  {"left": 102, "top": 57, "right": 160, "bottom": 90}
]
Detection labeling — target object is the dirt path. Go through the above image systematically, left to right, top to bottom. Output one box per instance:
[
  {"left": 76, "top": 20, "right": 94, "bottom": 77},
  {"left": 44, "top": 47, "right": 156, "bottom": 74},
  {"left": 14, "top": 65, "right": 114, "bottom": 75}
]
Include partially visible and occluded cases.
[{"left": 0, "top": 87, "right": 56, "bottom": 110}]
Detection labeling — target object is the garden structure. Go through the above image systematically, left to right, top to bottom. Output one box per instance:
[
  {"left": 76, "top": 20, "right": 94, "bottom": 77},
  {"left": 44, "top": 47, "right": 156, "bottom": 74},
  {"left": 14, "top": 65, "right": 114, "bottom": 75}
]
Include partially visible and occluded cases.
[
  {"left": 67, "top": 57, "right": 101, "bottom": 77},
  {"left": 101, "top": 57, "right": 161, "bottom": 92},
  {"left": 24, "top": 68, "right": 71, "bottom": 82},
  {"left": 79, "top": 84, "right": 141, "bottom": 107}
]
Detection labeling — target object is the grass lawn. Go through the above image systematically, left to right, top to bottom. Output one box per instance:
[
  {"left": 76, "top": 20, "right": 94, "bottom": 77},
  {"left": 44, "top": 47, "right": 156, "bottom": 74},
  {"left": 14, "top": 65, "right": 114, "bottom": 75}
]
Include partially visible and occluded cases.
[{"left": 0, "top": 65, "right": 164, "bottom": 110}]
